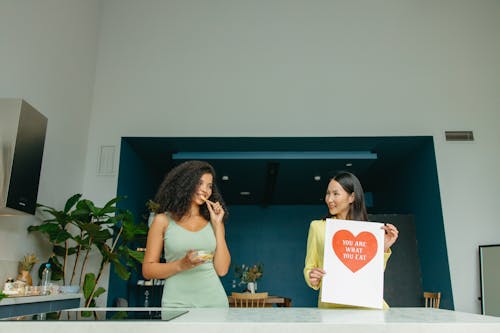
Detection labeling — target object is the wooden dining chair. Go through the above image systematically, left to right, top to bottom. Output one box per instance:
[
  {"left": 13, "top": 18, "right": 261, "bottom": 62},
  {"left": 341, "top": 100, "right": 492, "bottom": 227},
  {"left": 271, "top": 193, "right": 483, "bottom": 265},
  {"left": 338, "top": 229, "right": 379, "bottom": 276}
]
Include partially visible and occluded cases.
[
  {"left": 231, "top": 292, "right": 269, "bottom": 308},
  {"left": 424, "top": 292, "right": 441, "bottom": 308}
]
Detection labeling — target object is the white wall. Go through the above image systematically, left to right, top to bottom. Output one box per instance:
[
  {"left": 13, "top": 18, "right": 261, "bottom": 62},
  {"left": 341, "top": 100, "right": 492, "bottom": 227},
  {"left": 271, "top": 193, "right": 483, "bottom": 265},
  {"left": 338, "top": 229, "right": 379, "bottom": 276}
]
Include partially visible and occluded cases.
[
  {"left": 0, "top": 0, "right": 100, "bottom": 284},
  {"left": 0, "top": 0, "right": 499, "bottom": 314},
  {"left": 83, "top": 0, "right": 500, "bottom": 313}
]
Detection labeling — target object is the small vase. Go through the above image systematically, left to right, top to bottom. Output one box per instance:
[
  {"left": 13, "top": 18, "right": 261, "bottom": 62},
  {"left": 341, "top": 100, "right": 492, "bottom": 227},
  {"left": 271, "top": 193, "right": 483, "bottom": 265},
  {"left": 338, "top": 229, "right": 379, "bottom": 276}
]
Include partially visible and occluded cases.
[
  {"left": 17, "top": 270, "right": 33, "bottom": 286},
  {"left": 247, "top": 282, "right": 256, "bottom": 294}
]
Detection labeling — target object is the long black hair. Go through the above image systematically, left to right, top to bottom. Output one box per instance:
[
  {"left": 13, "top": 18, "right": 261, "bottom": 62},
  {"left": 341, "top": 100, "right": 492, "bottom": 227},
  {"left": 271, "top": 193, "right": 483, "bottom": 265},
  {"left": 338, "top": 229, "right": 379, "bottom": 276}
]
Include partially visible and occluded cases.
[
  {"left": 154, "top": 160, "right": 228, "bottom": 222},
  {"left": 324, "top": 171, "right": 368, "bottom": 221}
]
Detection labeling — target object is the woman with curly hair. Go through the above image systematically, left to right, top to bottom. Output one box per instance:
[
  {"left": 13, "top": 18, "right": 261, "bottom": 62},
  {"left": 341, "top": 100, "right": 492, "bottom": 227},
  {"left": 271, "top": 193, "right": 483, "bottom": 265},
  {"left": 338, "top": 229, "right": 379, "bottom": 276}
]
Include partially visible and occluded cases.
[{"left": 142, "top": 160, "right": 230, "bottom": 307}]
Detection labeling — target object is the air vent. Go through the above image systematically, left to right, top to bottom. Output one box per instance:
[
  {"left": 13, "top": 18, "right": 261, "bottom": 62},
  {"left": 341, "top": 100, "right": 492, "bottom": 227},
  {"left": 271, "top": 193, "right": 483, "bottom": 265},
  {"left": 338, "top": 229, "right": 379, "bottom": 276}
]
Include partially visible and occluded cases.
[{"left": 445, "top": 131, "right": 474, "bottom": 141}]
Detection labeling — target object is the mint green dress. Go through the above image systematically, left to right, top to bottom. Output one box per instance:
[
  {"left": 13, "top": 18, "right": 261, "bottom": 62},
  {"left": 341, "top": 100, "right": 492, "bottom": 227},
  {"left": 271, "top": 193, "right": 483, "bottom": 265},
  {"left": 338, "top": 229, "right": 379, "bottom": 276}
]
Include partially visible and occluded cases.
[{"left": 161, "top": 218, "right": 228, "bottom": 308}]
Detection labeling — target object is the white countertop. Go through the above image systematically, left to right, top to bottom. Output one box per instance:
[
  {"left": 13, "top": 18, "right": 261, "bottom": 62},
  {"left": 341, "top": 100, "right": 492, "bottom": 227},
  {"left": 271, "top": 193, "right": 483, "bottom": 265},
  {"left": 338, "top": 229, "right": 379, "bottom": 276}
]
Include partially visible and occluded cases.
[{"left": 2, "top": 307, "right": 500, "bottom": 333}]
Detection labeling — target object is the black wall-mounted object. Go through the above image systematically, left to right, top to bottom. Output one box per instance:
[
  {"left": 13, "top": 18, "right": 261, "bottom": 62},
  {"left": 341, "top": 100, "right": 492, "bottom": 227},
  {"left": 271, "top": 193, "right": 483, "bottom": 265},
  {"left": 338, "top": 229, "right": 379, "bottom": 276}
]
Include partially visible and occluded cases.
[{"left": 0, "top": 98, "right": 47, "bottom": 215}]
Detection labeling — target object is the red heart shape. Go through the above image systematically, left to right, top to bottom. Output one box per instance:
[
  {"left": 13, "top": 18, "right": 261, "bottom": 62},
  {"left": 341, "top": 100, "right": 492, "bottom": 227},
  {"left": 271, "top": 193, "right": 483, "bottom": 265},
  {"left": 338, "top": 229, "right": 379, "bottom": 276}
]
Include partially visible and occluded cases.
[{"left": 332, "top": 230, "right": 378, "bottom": 273}]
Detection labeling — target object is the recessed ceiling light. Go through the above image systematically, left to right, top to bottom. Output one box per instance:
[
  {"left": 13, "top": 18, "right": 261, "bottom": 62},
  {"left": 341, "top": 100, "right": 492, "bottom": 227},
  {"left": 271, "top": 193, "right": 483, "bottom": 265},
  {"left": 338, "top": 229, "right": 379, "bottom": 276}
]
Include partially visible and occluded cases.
[
  {"left": 345, "top": 163, "right": 353, "bottom": 167},
  {"left": 222, "top": 175, "right": 229, "bottom": 181},
  {"left": 314, "top": 175, "right": 321, "bottom": 181},
  {"left": 240, "top": 191, "right": 251, "bottom": 196}
]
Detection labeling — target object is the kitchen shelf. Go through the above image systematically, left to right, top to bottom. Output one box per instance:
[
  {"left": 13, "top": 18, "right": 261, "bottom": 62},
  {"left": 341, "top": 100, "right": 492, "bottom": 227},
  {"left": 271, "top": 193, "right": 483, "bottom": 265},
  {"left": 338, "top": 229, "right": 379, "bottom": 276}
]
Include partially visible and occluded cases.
[{"left": 0, "top": 293, "right": 82, "bottom": 319}]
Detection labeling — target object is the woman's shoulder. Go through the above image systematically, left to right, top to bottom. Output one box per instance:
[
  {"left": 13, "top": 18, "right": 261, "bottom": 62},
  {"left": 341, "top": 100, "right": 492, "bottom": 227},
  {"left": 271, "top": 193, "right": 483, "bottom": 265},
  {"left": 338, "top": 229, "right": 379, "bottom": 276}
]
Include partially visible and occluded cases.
[
  {"left": 151, "top": 213, "right": 170, "bottom": 230},
  {"left": 309, "top": 219, "right": 325, "bottom": 228}
]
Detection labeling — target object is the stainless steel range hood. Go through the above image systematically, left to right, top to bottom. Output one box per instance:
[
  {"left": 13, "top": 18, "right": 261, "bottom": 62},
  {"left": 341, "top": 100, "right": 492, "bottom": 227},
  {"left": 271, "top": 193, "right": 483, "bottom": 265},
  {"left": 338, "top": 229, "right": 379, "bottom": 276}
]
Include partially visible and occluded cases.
[{"left": 1, "top": 98, "right": 47, "bottom": 215}]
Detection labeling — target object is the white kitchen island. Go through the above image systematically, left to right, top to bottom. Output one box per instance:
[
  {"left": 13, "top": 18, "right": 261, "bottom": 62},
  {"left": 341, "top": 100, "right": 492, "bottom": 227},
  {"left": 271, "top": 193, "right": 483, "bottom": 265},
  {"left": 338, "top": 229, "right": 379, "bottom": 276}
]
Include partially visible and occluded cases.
[{"left": 1, "top": 307, "right": 500, "bottom": 333}]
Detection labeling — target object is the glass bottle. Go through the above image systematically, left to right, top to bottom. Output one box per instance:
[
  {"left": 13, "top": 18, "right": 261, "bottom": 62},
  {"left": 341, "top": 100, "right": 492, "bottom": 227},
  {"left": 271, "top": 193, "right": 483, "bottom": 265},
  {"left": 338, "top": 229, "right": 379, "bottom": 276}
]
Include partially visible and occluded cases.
[{"left": 40, "top": 263, "right": 52, "bottom": 295}]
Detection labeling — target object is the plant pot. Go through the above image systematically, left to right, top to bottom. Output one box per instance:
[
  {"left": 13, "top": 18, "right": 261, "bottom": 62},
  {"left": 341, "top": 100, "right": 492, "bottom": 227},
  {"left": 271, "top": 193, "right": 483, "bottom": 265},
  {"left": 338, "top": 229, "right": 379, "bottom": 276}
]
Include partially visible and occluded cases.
[{"left": 247, "top": 282, "right": 256, "bottom": 294}]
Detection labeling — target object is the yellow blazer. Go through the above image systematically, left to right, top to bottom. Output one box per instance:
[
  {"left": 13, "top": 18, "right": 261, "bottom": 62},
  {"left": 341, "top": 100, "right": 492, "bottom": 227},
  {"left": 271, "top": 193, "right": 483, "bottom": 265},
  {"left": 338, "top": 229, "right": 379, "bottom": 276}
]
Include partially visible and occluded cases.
[{"left": 303, "top": 219, "right": 392, "bottom": 309}]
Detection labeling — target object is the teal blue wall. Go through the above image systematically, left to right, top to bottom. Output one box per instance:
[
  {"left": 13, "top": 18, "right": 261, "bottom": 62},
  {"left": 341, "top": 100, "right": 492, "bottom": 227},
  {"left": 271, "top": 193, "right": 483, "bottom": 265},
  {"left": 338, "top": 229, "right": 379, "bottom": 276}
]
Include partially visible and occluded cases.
[
  {"left": 108, "top": 136, "right": 453, "bottom": 309},
  {"left": 372, "top": 138, "right": 453, "bottom": 309},
  {"left": 107, "top": 139, "right": 163, "bottom": 306},
  {"left": 110, "top": 140, "right": 328, "bottom": 306},
  {"left": 220, "top": 205, "right": 325, "bottom": 306}
]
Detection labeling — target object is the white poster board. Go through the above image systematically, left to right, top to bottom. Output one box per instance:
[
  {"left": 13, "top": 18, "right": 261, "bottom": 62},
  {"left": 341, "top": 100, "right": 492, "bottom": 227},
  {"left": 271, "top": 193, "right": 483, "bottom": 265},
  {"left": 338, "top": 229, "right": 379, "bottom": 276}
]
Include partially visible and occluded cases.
[{"left": 321, "top": 219, "right": 385, "bottom": 309}]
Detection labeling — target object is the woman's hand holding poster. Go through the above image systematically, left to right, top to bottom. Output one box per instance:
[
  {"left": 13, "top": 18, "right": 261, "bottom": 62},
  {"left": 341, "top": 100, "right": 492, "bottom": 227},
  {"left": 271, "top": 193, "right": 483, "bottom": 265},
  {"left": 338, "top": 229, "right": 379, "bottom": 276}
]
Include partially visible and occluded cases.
[{"left": 321, "top": 219, "right": 385, "bottom": 309}]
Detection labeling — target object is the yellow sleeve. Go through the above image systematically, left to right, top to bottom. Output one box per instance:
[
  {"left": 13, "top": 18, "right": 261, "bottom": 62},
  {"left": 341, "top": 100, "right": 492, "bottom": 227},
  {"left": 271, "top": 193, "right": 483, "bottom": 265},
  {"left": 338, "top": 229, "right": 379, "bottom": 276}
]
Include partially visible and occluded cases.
[
  {"left": 304, "top": 220, "right": 322, "bottom": 290},
  {"left": 383, "top": 247, "right": 392, "bottom": 270}
]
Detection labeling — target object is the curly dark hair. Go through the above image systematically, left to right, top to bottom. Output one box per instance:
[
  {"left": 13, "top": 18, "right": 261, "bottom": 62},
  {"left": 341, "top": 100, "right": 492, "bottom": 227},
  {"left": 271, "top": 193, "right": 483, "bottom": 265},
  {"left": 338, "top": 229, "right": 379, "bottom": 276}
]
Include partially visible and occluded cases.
[{"left": 154, "top": 160, "right": 228, "bottom": 222}]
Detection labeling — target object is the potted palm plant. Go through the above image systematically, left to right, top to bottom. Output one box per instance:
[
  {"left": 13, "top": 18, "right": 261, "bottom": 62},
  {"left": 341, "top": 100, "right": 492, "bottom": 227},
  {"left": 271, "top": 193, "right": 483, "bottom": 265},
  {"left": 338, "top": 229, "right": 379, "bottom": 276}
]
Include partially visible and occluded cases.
[{"left": 28, "top": 194, "right": 147, "bottom": 311}]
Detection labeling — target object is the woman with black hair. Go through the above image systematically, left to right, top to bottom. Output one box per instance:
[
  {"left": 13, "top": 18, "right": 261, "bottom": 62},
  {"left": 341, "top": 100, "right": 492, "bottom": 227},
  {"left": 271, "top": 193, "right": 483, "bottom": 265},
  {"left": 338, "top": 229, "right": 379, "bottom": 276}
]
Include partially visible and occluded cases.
[
  {"left": 142, "top": 160, "right": 230, "bottom": 307},
  {"left": 304, "top": 171, "right": 399, "bottom": 308}
]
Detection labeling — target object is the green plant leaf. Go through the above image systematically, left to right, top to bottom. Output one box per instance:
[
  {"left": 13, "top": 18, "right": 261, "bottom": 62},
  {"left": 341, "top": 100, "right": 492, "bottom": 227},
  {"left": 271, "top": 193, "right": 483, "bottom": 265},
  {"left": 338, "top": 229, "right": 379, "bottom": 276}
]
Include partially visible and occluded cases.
[
  {"left": 64, "top": 193, "right": 82, "bottom": 213},
  {"left": 31, "top": 194, "right": 146, "bottom": 310},
  {"left": 101, "top": 196, "right": 123, "bottom": 211},
  {"left": 76, "top": 199, "right": 98, "bottom": 217},
  {"left": 72, "top": 206, "right": 92, "bottom": 223},
  {"left": 98, "top": 206, "right": 116, "bottom": 215},
  {"left": 121, "top": 214, "right": 148, "bottom": 241},
  {"left": 93, "top": 216, "right": 117, "bottom": 226},
  {"left": 28, "top": 222, "right": 70, "bottom": 244},
  {"left": 79, "top": 222, "right": 100, "bottom": 233},
  {"left": 27, "top": 224, "right": 43, "bottom": 232},
  {"left": 53, "top": 229, "right": 74, "bottom": 244},
  {"left": 93, "top": 229, "right": 113, "bottom": 243},
  {"left": 72, "top": 235, "right": 90, "bottom": 249},
  {"left": 76, "top": 235, "right": 92, "bottom": 249},
  {"left": 97, "top": 243, "right": 117, "bottom": 263},
  {"left": 53, "top": 245, "right": 77, "bottom": 257},
  {"left": 115, "top": 246, "right": 137, "bottom": 269},
  {"left": 127, "top": 248, "right": 145, "bottom": 263},
  {"left": 37, "top": 258, "right": 64, "bottom": 281},
  {"left": 112, "top": 260, "right": 131, "bottom": 281},
  {"left": 83, "top": 273, "right": 96, "bottom": 299},
  {"left": 93, "top": 287, "right": 106, "bottom": 299},
  {"left": 81, "top": 310, "right": 92, "bottom": 317},
  {"left": 111, "top": 311, "right": 128, "bottom": 319},
  {"left": 46, "top": 312, "right": 60, "bottom": 320}
]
